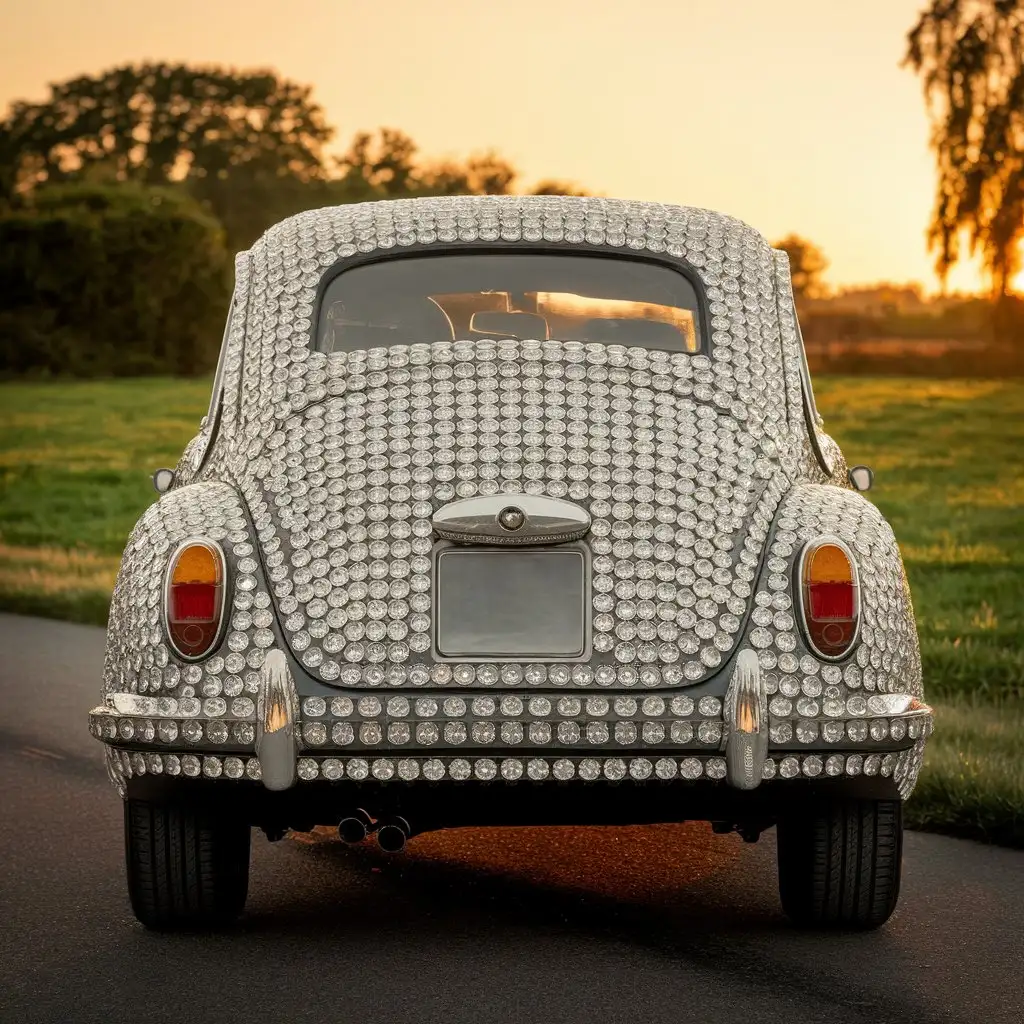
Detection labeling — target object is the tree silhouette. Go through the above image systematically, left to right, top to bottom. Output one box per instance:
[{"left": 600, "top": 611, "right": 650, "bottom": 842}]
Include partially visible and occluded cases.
[
  {"left": 905, "top": 2, "right": 1024, "bottom": 296},
  {"left": 0, "top": 63, "right": 333, "bottom": 245},
  {"left": 0, "top": 65, "right": 594, "bottom": 249},
  {"left": 332, "top": 128, "right": 521, "bottom": 198},
  {"left": 334, "top": 128, "right": 419, "bottom": 198},
  {"left": 530, "top": 179, "right": 591, "bottom": 196},
  {"left": 773, "top": 234, "right": 829, "bottom": 300}
]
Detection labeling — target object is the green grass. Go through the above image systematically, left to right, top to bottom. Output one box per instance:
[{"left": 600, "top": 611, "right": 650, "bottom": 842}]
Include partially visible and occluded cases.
[
  {"left": 1, "top": 375, "right": 1022, "bottom": 845},
  {"left": 0, "top": 378, "right": 208, "bottom": 555},
  {"left": 813, "top": 378, "right": 1023, "bottom": 702},
  {"left": 905, "top": 695, "right": 1024, "bottom": 847}
]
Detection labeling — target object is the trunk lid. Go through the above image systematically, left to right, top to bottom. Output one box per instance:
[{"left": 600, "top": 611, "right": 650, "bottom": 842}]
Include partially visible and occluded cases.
[{"left": 240, "top": 343, "right": 783, "bottom": 688}]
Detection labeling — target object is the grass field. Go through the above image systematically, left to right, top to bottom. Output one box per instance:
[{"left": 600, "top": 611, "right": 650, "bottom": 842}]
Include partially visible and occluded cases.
[{"left": 1, "top": 376, "right": 1021, "bottom": 846}]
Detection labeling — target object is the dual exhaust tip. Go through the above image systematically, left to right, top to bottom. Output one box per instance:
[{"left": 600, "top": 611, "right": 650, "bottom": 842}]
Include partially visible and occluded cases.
[{"left": 338, "top": 809, "right": 411, "bottom": 853}]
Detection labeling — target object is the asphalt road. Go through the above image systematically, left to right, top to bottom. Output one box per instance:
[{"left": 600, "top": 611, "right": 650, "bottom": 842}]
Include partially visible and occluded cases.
[{"left": 1, "top": 612, "right": 1021, "bottom": 1024}]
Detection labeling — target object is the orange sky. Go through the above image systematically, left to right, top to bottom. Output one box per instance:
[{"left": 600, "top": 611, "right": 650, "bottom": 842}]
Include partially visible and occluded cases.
[{"left": 0, "top": 0, "right": 1005, "bottom": 293}]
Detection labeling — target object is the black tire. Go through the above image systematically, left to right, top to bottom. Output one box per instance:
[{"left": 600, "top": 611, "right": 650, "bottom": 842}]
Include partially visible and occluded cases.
[
  {"left": 124, "top": 799, "right": 250, "bottom": 929},
  {"left": 776, "top": 799, "right": 903, "bottom": 929}
]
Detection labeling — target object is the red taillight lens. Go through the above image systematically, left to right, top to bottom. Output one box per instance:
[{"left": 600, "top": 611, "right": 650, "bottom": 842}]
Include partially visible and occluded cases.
[
  {"left": 799, "top": 539, "right": 859, "bottom": 659},
  {"left": 165, "top": 540, "right": 226, "bottom": 659},
  {"left": 808, "top": 580, "right": 855, "bottom": 620},
  {"left": 172, "top": 582, "right": 217, "bottom": 621}
]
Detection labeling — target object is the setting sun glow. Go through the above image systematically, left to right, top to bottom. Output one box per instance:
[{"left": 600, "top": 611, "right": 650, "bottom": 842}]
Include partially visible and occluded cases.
[{"left": 0, "top": 0, "right": 1004, "bottom": 294}]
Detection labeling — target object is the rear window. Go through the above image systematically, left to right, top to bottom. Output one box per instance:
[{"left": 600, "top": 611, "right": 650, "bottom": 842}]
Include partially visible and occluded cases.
[{"left": 315, "top": 253, "right": 703, "bottom": 354}]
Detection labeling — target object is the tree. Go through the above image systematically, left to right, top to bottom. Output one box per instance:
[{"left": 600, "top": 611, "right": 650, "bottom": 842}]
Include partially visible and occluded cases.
[
  {"left": 904, "top": 2, "right": 1024, "bottom": 297},
  {"left": 0, "top": 63, "right": 334, "bottom": 246},
  {"left": 0, "top": 64, "right": 599, "bottom": 249},
  {"left": 332, "top": 128, "right": 520, "bottom": 199},
  {"left": 333, "top": 128, "right": 419, "bottom": 199},
  {"left": 412, "top": 147, "right": 518, "bottom": 196},
  {"left": 530, "top": 179, "right": 591, "bottom": 196},
  {"left": 0, "top": 183, "right": 230, "bottom": 377},
  {"left": 773, "top": 234, "right": 830, "bottom": 300}
]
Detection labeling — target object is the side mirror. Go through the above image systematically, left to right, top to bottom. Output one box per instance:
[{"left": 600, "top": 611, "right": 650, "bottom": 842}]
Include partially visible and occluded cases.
[
  {"left": 848, "top": 465, "right": 873, "bottom": 492},
  {"left": 152, "top": 468, "right": 176, "bottom": 494}
]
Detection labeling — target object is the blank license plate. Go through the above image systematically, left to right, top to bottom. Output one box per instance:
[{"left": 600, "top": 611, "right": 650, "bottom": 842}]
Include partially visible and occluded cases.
[{"left": 435, "top": 547, "right": 587, "bottom": 659}]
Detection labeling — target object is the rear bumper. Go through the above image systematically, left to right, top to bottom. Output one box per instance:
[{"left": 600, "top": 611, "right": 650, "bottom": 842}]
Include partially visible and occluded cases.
[
  {"left": 92, "top": 640, "right": 932, "bottom": 808},
  {"left": 91, "top": 644, "right": 933, "bottom": 799},
  {"left": 90, "top": 692, "right": 931, "bottom": 787},
  {"left": 100, "top": 745, "right": 921, "bottom": 789},
  {"left": 120, "top": 765, "right": 906, "bottom": 834}
]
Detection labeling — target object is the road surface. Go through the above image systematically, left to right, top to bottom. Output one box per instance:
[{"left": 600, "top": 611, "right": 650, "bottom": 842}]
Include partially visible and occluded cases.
[{"left": 0, "top": 613, "right": 1021, "bottom": 1024}]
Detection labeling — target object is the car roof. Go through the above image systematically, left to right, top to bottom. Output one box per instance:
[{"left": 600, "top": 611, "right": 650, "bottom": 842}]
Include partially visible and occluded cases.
[{"left": 248, "top": 195, "right": 773, "bottom": 263}]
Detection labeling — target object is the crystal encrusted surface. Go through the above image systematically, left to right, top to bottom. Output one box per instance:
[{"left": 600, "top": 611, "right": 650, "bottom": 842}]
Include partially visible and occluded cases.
[
  {"left": 98, "top": 196, "right": 928, "bottom": 796},
  {"left": 224, "top": 196, "right": 803, "bottom": 687},
  {"left": 233, "top": 341, "right": 794, "bottom": 687},
  {"left": 102, "top": 480, "right": 283, "bottom": 705},
  {"left": 742, "top": 482, "right": 926, "bottom": 797},
  {"left": 745, "top": 483, "right": 922, "bottom": 699},
  {"left": 104, "top": 749, "right": 912, "bottom": 786}
]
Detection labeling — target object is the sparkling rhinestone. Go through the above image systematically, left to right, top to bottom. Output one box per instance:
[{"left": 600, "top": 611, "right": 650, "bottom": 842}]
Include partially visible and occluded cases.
[
  {"left": 698, "top": 696, "right": 721, "bottom": 716},
  {"left": 795, "top": 720, "right": 818, "bottom": 743},
  {"left": 847, "top": 720, "right": 869, "bottom": 743},
  {"left": 332, "top": 722, "right": 355, "bottom": 745}
]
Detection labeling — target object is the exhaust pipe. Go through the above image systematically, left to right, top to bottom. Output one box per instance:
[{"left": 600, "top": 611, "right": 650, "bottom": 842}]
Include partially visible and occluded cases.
[
  {"left": 338, "top": 807, "right": 374, "bottom": 844},
  {"left": 376, "top": 815, "right": 411, "bottom": 853}
]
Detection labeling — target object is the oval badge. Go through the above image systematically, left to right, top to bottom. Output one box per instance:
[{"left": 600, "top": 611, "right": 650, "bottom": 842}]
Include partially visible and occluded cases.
[{"left": 431, "top": 494, "right": 591, "bottom": 546}]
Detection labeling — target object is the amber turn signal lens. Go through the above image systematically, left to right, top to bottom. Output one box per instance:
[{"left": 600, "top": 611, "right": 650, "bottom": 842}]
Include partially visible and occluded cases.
[
  {"left": 799, "top": 539, "right": 859, "bottom": 659},
  {"left": 165, "top": 540, "right": 226, "bottom": 659}
]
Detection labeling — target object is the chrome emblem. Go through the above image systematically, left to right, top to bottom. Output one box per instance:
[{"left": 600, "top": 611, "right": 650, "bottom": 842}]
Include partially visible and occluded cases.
[
  {"left": 432, "top": 494, "right": 591, "bottom": 546},
  {"left": 497, "top": 506, "right": 526, "bottom": 532}
]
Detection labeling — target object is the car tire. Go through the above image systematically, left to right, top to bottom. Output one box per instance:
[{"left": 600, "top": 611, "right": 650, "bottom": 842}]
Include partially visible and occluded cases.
[
  {"left": 124, "top": 799, "right": 250, "bottom": 929},
  {"left": 776, "top": 799, "right": 902, "bottom": 929}
]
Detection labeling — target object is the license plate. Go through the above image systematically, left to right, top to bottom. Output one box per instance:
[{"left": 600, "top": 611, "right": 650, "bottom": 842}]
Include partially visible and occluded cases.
[{"left": 435, "top": 546, "right": 588, "bottom": 660}]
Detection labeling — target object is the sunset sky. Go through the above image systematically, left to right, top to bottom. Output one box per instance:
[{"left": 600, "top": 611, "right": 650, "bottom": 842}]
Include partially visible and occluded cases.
[{"left": 0, "top": 0, "right": 1003, "bottom": 294}]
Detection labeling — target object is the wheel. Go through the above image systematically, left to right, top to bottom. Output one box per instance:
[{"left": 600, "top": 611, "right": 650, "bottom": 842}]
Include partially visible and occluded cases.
[
  {"left": 124, "top": 798, "right": 250, "bottom": 929},
  {"left": 776, "top": 799, "right": 903, "bottom": 929}
]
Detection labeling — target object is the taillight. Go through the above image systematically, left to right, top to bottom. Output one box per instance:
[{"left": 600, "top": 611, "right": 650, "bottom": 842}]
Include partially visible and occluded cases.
[
  {"left": 798, "top": 538, "right": 859, "bottom": 659},
  {"left": 164, "top": 539, "right": 227, "bottom": 660}
]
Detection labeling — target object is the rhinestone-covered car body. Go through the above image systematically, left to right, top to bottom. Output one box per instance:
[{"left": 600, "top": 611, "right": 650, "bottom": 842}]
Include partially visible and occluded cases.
[{"left": 90, "top": 195, "right": 931, "bottom": 826}]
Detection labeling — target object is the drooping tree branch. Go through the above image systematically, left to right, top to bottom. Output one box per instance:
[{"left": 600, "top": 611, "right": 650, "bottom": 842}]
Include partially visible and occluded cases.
[{"left": 905, "top": 1, "right": 1024, "bottom": 296}]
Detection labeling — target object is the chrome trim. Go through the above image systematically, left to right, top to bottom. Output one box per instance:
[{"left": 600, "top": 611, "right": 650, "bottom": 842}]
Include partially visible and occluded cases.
[
  {"left": 792, "top": 306, "right": 834, "bottom": 475},
  {"left": 432, "top": 493, "right": 591, "bottom": 546},
  {"left": 794, "top": 535, "right": 862, "bottom": 662},
  {"left": 161, "top": 537, "right": 228, "bottom": 662},
  {"left": 724, "top": 649, "right": 767, "bottom": 790},
  {"left": 256, "top": 650, "right": 298, "bottom": 791}
]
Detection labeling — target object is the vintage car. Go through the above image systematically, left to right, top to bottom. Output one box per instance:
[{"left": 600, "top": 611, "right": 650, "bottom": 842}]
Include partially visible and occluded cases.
[{"left": 89, "top": 195, "right": 932, "bottom": 930}]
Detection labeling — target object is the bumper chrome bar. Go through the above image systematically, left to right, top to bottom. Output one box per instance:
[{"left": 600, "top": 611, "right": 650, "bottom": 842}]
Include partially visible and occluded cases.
[
  {"left": 255, "top": 649, "right": 299, "bottom": 791},
  {"left": 724, "top": 650, "right": 767, "bottom": 790}
]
